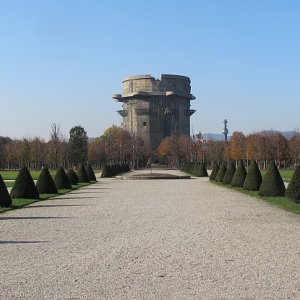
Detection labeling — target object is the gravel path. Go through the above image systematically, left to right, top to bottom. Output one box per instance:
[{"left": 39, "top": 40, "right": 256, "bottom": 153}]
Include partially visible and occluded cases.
[{"left": 1, "top": 168, "right": 300, "bottom": 299}]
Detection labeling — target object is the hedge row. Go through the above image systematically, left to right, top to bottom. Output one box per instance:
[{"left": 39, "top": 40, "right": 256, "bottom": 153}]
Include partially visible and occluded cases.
[
  {"left": 210, "top": 160, "right": 300, "bottom": 203},
  {"left": 180, "top": 162, "right": 208, "bottom": 177},
  {"left": 0, "top": 163, "right": 97, "bottom": 207},
  {"left": 101, "top": 163, "right": 130, "bottom": 178}
]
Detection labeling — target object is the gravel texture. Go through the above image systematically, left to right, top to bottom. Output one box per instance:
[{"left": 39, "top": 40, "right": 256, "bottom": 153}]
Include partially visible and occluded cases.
[{"left": 1, "top": 168, "right": 300, "bottom": 299}]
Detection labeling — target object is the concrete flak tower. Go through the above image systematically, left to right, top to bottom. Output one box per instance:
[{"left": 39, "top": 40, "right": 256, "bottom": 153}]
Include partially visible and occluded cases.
[{"left": 113, "top": 74, "right": 196, "bottom": 149}]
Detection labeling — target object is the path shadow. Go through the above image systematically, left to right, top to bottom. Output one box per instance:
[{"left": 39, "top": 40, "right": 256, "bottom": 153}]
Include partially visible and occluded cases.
[
  {"left": 78, "top": 187, "right": 111, "bottom": 190},
  {"left": 69, "top": 192, "right": 105, "bottom": 194},
  {"left": 53, "top": 196, "right": 98, "bottom": 200},
  {"left": 23, "top": 204, "right": 89, "bottom": 209},
  {"left": 0, "top": 216, "right": 70, "bottom": 220},
  {"left": 0, "top": 240, "right": 48, "bottom": 245}
]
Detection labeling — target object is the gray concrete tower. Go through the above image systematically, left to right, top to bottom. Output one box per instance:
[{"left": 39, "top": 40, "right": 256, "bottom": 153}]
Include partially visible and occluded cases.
[{"left": 113, "top": 74, "right": 196, "bottom": 149}]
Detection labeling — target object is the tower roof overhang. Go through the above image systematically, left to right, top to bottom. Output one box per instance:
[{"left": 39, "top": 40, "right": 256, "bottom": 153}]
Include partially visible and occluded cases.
[{"left": 112, "top": 92, "right": 196, "bottom": 102}]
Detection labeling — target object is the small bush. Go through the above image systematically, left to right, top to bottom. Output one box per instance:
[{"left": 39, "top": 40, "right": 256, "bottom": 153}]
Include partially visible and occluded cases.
[
  {"left": 243, "top": 160, "right": 262, "bottom": 191},
  {"left": 258, "top": 160, "right": 286, "bottom": 197},
  {"left": 222, "top": 161, "right": 236, "bottom": 184},
  {"left": 231, "top": 161, "right": 247, "bottom": 187},
  {"left": 197, "top": 162, "right": 208, "bottom": 177},
  {"left": 209, "top": 162, "right": 219, "bottom": 181},
  {"left": 77, "top": 163, "right": 90, "bottom": 183},
  {"left": 86, "top": 163, "right": 96, "bottom": 181},
  {"left": 192, "top": 163, "right": 199, "bottom": 176},
  {"left": 215, "top": 163, "right": 227, "bottom": 182},
  {"left": 101, "top": 165, "right": 111, "bottom": 178},
  {"left": 54, "top": 166, "right": 72, "bottom": 189},
  {"left": 286, "top": 166, "right": 300, "bottom": 203},
  {"left": 10, "top": 167, "right": 39, "bottom": 199},
  {"left": 36, "top": 167, "right": 58, "bottom": 194},
  {"left": 67, "top": 169, "right": 79, "bottom": 185},
  {"left": 0, "top": 174, "right": 12, "bottom": 206}
]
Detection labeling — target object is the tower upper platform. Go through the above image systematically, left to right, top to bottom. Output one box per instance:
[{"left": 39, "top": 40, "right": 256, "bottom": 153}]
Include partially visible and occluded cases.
[{"left": 112, "top": 74, "right": 196, "bottom": 102}]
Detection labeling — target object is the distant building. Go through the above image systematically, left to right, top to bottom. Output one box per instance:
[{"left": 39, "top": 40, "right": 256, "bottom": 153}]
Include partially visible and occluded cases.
[{"left": 113, "top": 74, "right": 196, "bottom": 149}]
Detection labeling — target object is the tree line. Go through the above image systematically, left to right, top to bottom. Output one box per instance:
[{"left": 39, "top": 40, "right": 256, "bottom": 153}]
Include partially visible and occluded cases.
[
  {"left": 0, "top": 124, "right": 149, "bottom": 170},
  {"left": 1, "top": 125, "right": 300, "bottom": 170},
  {"left": 156, "top": 131, "right": 300, "bottom": 168}
]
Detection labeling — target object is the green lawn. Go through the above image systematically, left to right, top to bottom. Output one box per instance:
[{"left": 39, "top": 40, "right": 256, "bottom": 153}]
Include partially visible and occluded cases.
[
  {"left": 260, "top": 169, "right": 293, "bottom": 183},
  {"left": 1, "top": 170, "right": 57, "bottom": 180},
  {"left": 0, "top": 182, "right": 92, "bottom": 214},
  {"left": 4, "top": 182, "right": 14, "bottom": 188},
  {"left": 213, "top": 182, "right": 300, "bottom": 215}
]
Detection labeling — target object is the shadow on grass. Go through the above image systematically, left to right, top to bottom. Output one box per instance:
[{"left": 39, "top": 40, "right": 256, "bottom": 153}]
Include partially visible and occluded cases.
[
  {"left": 211, "top": 181, "right": 300, "bottom": 215},
  {"left": 0, "top": 183, "right": 95, "bottom": 214},
  {"left": 0, "top": 240, "right": 48, "bottom": 245}
]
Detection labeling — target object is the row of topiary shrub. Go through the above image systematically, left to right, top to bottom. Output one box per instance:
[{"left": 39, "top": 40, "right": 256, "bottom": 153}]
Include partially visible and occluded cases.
[
  {"left": 210, "top": 160, "right": 300, "bottom": 203},
  {"left": 180, "top": 161, "right": 208, "bottom": 177},
  {"left": 0, "top": 163, "right": 96, "bottom": 207},
  {"left": 101, "top": 163, "right": 130, "bottom": 178}
]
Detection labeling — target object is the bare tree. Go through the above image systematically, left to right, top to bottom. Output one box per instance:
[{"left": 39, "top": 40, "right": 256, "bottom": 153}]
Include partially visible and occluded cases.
[{"left": 49, "top": 123, "right": 62, "bottom": 169}]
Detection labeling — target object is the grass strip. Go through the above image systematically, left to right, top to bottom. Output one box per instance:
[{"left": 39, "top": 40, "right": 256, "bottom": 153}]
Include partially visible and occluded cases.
[
  {"left": 212, "top": 181, "right": 300, "bottom": 215},
  {"left": 0, "top": 182, "right": 93, "bottom": 214}
]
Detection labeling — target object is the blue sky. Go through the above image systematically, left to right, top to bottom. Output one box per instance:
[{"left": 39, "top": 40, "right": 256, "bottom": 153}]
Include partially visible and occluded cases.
[{"left": 1, "top": 0, "right": 300, "bottom": 139}]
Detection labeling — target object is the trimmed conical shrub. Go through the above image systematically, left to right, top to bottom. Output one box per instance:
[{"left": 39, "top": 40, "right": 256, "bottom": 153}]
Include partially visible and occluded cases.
[
  {"left": 243, "top": 160, "right": 262, "bottom": 191},
  {"left": 258, "top": 160, "right": 286, "bottom": 197},
  {"left": 223, "top": 161, "right": 236, "bottom": 184},
  {"left": 231, "top": 161, "right": 247, "bottom": 187},
  {"left": 197, "top": 162, "right": 208, "bottom": 177},
  {"left": 209, "top": 162, "right": 219, "bottom": 181},
  {"left": 77, "top": 163, "right": 90, "bottom": 183},
  {"left": 86, "top": 163, "right": 96, "bottom": 181},
  {"left": 192, "top": 163, "right": 199, "bottom": 176},
  {"left": 215, "top": 163, "right": 227, "bottom": 182},
  {"left": 101, "top": 165, "right": 110, "bottom": 178},
  {"left": 54, "top": 166, "right": 72, "bottom": 189},
  {"left": 286, "top": 166, "right": 300, "bottom": 203},
  {"left": 10, "top": 167, "right": 39, "bottom": 199},
  {"left": 36, "top": 167, "right": 58, "bottom": 194},
  {"left": 67, "top": 169, "right": 79, "bottom": 185},
  {"left": 0, "top": 174, "right": 12, "bottom": 206}
]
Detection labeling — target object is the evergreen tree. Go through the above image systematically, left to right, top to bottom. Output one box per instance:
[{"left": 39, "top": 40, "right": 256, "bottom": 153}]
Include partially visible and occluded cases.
[
  {"left": 68, "top": 126, "right": 88, "bottom": 164},
  {"left": 243, "top": 160, "right": 262, "bottom": 191},
  {"left": 258, "top": 160, "right": 286, "bottom": 197},
  {"left": 223, "top": 161, "right": 236, "bottom": 184},
  {"left": 231, "top": 161, "right": 247, "bottom": 187},
  {"left": 209, "top": 162, "right": 219, "bottom": 181},
  {"left": 77, "top": 163, "right": 90, "bottom": 183},
  {"left": 86, "top": 163, "right": 96, "bottom": 181},
  {"left": 215, "top": 163, "right": 227, "bottom": 182},
  {"left": 54, "top": 166, "right": 72, "bottom": 189},
  {"left": 286, "top": 166, "right": 300, "bottom": 203},
  {"left": 10, "top": 167, "right": 39, "bottom": 199},
  {"left": 36, "top": 167, "right": 58, "bottom": 194},
  {"left": 67, "top": 169, "right": 79, "bottom": 185},
  {"left": 0, "top": 174, "right": 12, "bottom": 206}
]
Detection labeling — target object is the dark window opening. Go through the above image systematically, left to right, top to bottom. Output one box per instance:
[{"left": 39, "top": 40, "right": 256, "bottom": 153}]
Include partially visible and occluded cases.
[{"left": 143, "top": 122, "right": 147, "bottom": 126}]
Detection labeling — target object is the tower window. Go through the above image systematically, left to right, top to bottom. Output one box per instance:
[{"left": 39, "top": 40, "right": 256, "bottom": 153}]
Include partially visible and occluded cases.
[{"left": 143, "top": 122, "right": 147, "bottom": 126}]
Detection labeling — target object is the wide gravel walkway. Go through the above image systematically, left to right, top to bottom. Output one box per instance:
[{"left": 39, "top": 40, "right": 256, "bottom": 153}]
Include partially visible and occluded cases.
[{"left": 1, "top": 168, "right": 300, "bottom": 299}]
